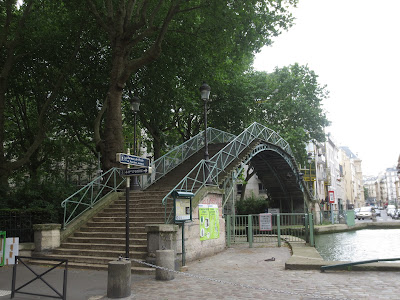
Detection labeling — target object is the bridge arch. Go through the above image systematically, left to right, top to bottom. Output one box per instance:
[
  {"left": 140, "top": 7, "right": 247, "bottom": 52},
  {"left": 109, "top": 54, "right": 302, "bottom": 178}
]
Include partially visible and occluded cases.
[{"left": 218, "top": 125, "right": 314, "bottom": 216}]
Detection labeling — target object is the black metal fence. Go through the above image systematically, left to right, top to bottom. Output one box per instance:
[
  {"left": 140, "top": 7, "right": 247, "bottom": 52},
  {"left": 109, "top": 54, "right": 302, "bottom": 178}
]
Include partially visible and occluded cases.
[
  {"left": 0, "top": 210, "right": 34, "bottom": 242},
  {"left": 12, "top": 256, "right": 68, "bottom": 300}
]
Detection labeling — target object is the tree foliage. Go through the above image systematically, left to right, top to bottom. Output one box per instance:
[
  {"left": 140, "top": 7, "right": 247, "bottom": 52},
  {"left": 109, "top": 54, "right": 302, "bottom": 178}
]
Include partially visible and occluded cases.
[
  {"left": 0, "top": 1, "right": 335, "bottom": 214},
  {"left": 252, "top": 64, "right": 330, "bottom": 163}
]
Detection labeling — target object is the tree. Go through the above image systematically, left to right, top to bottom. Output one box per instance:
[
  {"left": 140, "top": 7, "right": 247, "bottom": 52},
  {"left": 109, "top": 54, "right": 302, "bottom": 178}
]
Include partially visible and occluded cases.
[
  {"left": 87, "top": 0, "right": 298, "bottom": 170},
  {"left": 0, "top": 1, "right": 83, "bottom": 192},
  {"left": 253, "top": 64, "right": 330, "bottom": 162}
]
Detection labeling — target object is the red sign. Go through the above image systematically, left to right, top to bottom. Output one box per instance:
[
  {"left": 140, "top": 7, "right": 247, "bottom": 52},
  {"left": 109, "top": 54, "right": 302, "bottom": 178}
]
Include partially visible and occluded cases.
[{"left": 328, "top": 191, "right": 335, "bottom": 203}]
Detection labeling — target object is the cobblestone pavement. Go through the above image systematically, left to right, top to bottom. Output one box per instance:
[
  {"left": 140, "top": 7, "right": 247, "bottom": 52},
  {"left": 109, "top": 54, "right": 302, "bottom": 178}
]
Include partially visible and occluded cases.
[
  {"left": 1, "top": 244, "right": 400, "bottom": 300},
  {"left": 128, "top": 244, "right": 399, "bottom": 300}
]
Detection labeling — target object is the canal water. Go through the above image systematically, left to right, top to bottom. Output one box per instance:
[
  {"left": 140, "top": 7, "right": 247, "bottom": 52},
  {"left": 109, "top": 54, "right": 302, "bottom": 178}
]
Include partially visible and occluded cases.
[{"left": 315, "top": 228, "right": 400, "bottom": 262}]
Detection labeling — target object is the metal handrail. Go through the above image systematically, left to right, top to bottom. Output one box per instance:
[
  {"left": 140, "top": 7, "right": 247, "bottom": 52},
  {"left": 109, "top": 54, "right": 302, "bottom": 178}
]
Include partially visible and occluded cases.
[
  {"left": 162, "top": 122, "right": 296, "bottom": 223},
  {"left": 141, "top": 127, "right": 236, "bottom": 189},
  {"left": 61, "top": 167, "right": 125, "bottom": 229},
  {"left": 321, "top": 258, "right": 400, "bottom": 272}
]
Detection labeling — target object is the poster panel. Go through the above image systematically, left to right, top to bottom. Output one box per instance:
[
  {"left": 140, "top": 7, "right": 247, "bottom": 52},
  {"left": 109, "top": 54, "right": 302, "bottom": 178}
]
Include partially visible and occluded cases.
[
  {"left": 199, "top": 204, "right": 220, "bottom": 240},
  {"left": 259, "top": 213, "right": 272, "bottom": 231},
  {"left": 0, "top": 237, "right": 19, "bottom": 265}
]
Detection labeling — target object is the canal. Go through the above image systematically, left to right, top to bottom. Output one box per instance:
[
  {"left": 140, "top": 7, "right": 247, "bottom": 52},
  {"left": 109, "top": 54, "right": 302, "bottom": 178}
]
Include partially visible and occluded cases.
[{"left": 315, "top": 228, "right": 400, "bottom": 262}]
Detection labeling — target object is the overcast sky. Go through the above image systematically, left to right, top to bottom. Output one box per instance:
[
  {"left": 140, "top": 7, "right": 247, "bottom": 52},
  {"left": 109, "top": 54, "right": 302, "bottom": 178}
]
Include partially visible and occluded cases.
[{"left": 254, "top": 0, "right": 400, "bottom": 176}]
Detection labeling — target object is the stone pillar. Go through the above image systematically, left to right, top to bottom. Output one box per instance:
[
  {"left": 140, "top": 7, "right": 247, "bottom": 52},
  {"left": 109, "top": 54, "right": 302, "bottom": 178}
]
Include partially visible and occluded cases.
[
  {"left": 33, "top": 224, "right": 61, "bottom": 252},
  {"left": 145, "top": 224, "right": 179, "bottom": 269},
  {"left": 156, "top": 250, "right": 175, "bottom": 281},
  {"left": 107, "top": 260, "right": 131, "bottom": 298}
]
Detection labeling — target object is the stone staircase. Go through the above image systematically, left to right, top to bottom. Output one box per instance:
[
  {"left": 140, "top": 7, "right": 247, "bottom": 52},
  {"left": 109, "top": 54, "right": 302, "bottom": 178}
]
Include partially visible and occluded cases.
[{"left": 33, "top": 144, "right": 227, "bottom": 274}]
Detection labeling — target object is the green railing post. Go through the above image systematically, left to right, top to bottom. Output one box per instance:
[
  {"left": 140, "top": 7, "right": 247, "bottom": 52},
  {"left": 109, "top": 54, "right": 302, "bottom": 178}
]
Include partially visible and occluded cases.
[
  {"left": 304, "top": 213, "right": 309, "bottom": 243},
  {"left": 309, "top": 213, "right": 314, "bottom": 247},
  {"left": 277, "top": 214, "right": 281, "bottom": 247},
  {"left": 226, "top": 215, "right": 231, "bottom": 247},
  {"left": 248, "top": 215, "right": 253, "bottom": 248},
  {"left": 0, "top": 231, "right": 5, "bottom": 267}
]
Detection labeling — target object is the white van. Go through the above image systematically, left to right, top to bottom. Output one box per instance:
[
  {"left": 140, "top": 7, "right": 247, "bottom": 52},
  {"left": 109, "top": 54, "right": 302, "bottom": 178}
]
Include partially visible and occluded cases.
[{"left": 387, "top": 205, "right": 396, "bottom": 216}]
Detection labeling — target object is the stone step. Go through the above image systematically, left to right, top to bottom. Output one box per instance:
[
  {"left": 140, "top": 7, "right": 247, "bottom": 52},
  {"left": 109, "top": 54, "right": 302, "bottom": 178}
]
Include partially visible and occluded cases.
[
  {"left": 112, "top": 200, "right": 166, "bottom": 206},
  {"left": 101, "top": 208, "right": 166, "bottom": 214},
  {"left": 91, "top": 216, "right": 165, "bottom": 223},
  {"left": 85, "top": 221, "right": 162, "bottom": 228},
  {"left": 79, "top": 226, "right": 147, "bottom": 233},
  {"left": 73, "top": 231, "right": 146, "bottom": 239},
  {"left": 66, "top": 237, "right": 146, "bottom": 245},
  {"left": 61, "top": 242, "right": 147, "bottom": 252},
  {"left": 52, "top": 248, "right": 147, "bottom": 260},
  {"left": 29, "top": 256, "right": 154, "bottom": 274}
]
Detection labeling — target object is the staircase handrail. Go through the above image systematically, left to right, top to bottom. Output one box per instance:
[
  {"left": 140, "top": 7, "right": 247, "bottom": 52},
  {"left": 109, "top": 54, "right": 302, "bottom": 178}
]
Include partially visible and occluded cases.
[
  {"left": 162, "top": 122, "right": 296, "bottom": 223},
  {"left": 141, "top": 127, "right": 236, "bottom": 189},
  {"left": 61, "top": 167, "right": 125, "bottom": 229}
]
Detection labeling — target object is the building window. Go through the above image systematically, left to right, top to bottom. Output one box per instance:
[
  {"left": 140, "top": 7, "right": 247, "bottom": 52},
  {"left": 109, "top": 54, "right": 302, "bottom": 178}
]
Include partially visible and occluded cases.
[{"left": 237, "top": 184, "right": 243, "bottom": 194}]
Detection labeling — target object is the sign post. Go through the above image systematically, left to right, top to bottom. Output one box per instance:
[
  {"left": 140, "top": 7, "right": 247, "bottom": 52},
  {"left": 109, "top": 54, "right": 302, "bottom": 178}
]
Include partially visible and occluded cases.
[{"left": 116, "top": 152, "right": 152, "bottom": 259}]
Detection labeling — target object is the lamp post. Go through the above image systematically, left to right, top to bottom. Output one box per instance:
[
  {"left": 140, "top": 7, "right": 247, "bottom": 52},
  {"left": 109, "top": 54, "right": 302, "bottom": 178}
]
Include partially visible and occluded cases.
[
  {"left": 200, "top": 82, "right": 211, "bottom": 184},
  {"left": 124, "top": 96, "right": 140, "bottom": 259},
  {"left": 130, "top": 96, "right": 141, "bottom": 190}
]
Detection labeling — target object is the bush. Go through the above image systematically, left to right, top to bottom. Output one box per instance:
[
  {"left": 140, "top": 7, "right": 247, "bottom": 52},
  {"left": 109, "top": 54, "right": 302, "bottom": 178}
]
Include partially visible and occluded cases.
[
  {"left": 1, "top": 180, "right": 77, "bottom": 224},
  {"left": 236, "top": 193, "right": 269, "bottom": 215}
]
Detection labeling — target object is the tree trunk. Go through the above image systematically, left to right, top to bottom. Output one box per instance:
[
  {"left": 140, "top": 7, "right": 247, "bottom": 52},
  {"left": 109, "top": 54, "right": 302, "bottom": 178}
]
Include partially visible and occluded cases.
[
  {"left": 102, "top": 86, "right": 124, "bottom": 170},
  {"left": 240, "top": 166, "right": 256, "bottom": 201}
]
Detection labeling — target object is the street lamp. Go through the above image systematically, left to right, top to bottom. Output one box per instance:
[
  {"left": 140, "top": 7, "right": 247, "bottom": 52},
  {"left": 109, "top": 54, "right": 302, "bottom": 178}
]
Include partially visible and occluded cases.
[
  {"left": 200, "top": 82, "right": 211, "bottom": 184},
  {"left": 123, "top": 95, "right": 140, "bottom": 259},
  {"left": 130, "top": 96, "right": 141, "bottom": 190}
]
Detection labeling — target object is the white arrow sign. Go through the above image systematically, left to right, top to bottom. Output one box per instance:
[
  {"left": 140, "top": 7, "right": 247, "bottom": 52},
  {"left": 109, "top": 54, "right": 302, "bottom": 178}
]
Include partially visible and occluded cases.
[{"left": 119, "top": 167, "right": 152, "bottom": 176}]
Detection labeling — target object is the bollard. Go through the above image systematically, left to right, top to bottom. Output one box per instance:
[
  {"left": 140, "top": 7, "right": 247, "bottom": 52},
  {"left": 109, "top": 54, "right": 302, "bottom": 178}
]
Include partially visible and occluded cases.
[
  {"left": 156, "top": 250, "right": 175, "bottom": 281},
  {"left": 107, "top": 260, "right": 131, "bottom": 298}
]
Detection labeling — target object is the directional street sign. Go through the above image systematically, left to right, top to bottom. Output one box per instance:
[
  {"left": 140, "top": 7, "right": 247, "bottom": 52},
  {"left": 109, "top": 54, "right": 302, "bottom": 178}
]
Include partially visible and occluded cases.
[
  {"left": 116, "top": 153, "right": 150, "bottom": 167},
  {"left": 119, "top": 167, "right": 152, "bottom": 176}
]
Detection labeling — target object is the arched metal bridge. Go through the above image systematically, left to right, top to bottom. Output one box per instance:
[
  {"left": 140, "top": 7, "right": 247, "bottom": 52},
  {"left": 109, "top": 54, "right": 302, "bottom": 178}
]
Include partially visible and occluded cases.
[
  {"left": 62, "top": 122, "right": 315, "bottom": 228},
  {"left": 155, "top": 122, "right": 315, "bottom": 222}
]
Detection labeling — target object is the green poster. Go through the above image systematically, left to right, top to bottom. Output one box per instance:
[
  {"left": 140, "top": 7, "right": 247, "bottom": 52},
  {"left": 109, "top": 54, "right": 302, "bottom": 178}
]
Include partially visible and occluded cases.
[
  {"left": 199, "top": 204, "right": 219, "bottom": 240},
  {"left": 209, "top": 205, "right": 220, "bottom": 239}
]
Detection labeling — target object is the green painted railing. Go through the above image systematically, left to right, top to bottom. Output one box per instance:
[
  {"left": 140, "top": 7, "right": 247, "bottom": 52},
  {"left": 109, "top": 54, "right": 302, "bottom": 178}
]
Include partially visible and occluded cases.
[
  {"left": 141, "top": 127, "right": 236, "bottom": 189},
  {"left": 61, "top": 167, "right": 125, "bottom": 229},
  {"left": 316, "top": 209, "right": 354, "bottom": 225},
  {"left": 226, "top": 213, "right": 314, "bottom": 247}
]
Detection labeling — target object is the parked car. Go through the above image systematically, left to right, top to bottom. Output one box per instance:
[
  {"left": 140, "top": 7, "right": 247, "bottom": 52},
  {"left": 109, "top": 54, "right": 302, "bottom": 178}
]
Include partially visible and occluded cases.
[
  {"left": 387, "top": 205, "right": 396, "bottom": 214},
  {"left": 356, "top": 206, "right": 375, "bottom": 220},
  {"left": 387, "top": 207, "right": 397, "bottom": 217},
  {"left": 354, "top": 208, "right": 361, "bottom": 219},
  {"left": 392, "top": 209, "right": 400, "bottom": 220}
]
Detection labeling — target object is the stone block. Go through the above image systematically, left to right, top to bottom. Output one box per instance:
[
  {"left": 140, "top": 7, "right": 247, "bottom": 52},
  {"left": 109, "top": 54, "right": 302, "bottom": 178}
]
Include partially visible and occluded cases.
[{"left": 33, "top": 224, "right": 61, "bottom": 252}]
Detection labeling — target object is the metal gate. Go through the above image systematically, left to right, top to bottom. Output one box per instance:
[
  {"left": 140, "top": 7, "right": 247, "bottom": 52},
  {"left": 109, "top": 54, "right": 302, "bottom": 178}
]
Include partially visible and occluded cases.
[{"left": 226, "top": 213, "right": 314, "bottom": 247}]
